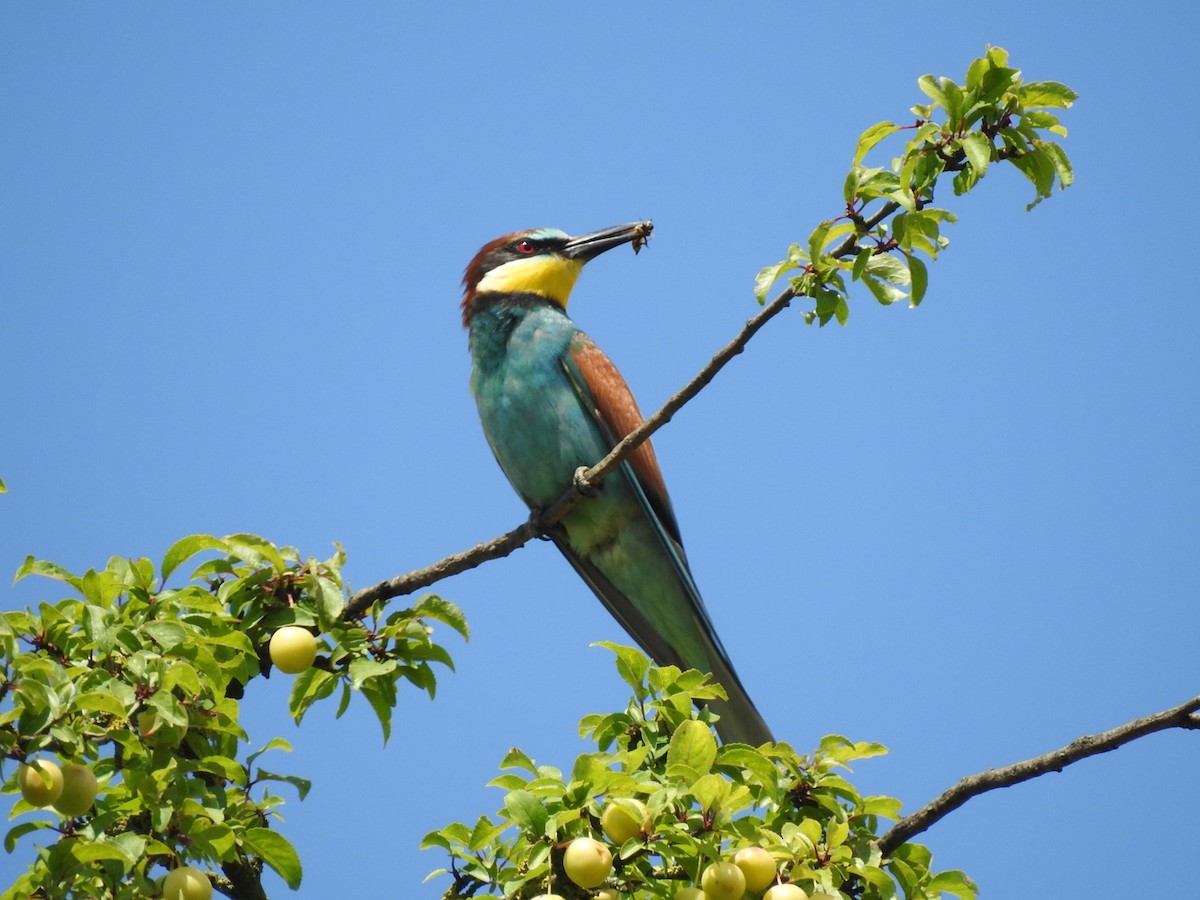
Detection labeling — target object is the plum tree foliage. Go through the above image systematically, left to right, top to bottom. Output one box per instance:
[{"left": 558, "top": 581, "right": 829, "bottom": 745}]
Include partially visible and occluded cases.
[
  {"left": 1, "top": 47, "right": 1081, "bottom": 899},
  {"left": 0, "top": 535, "right": 465, "bottom": 898},
  {"left": 423, "top": 643, "right": 974, "bottom": 899}
]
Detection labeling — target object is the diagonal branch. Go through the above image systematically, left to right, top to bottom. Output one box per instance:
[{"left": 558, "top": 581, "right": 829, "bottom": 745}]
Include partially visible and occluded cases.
[
  {"left": 343, "top": 118, "right": 981, "bottom": 621},
  {"left": 343, "top": 195, "right": 908, "bottom": 620},
  {"left": 344, "top": 286, "right": 798, "bottom": 618},
  {"left": 877, "top": 694, "right": 1200, "bottom": 856}
]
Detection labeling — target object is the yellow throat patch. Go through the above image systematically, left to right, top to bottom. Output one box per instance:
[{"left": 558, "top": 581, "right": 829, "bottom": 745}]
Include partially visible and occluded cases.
[{"left": 474, "top": 254, "right": 585, "bottom": 308}]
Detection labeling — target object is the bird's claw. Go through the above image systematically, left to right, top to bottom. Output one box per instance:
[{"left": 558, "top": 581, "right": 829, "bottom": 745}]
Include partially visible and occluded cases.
[{"left": 573, "top": 466, "right": 599, "bottom": 497}]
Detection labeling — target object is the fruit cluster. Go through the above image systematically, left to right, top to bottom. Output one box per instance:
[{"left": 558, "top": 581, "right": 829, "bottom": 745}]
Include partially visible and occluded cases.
[
  {"left": 7, "top": 624, "right": 317, "bottom": 900},
  {"left": 15, "top": 758, "right": 97, "bottom": 817},
  {"left": 527, "top": 802, "right": 827, "bottom": 899}
]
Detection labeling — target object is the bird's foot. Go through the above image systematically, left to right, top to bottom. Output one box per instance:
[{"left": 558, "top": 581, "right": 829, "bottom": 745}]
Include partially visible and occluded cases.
[
  {"left": 573, "top": 466, "right": 599, "bottom": 497},
  {"left": 528, "top": 507, "right": 555, "bottom": 539}
]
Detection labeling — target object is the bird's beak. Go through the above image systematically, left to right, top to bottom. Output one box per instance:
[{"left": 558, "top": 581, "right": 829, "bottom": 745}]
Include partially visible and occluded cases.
[{"left": 561, "top": 221, "right": 653, "bottom": 262}]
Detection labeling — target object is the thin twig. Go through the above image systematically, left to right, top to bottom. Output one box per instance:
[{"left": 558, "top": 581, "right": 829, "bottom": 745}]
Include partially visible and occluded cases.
[
  {"left": 345, "top": 188, "right": 927, "bottom": 619},
  {"left": 344, "top": 286, "right": 798, "bottom": 618},
  {"left": 877, "top": 694, "right": 1200, "bottom": 855}
]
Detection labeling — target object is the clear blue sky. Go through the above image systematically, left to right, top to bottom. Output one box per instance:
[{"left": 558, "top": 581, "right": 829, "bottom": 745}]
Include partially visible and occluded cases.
[{"left": 3, "top": 4, "right": 1196, "bottom": 898}]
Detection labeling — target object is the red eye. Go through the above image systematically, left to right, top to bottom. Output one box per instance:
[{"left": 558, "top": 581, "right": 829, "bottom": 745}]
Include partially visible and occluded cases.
[{"left": 515, "top": 239, "right": 535, "bottom": 254}]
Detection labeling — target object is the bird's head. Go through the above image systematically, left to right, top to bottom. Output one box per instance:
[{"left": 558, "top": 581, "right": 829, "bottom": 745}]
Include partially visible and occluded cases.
[{"left": 461, "top": 221, "right": 653, "bottom": 325}]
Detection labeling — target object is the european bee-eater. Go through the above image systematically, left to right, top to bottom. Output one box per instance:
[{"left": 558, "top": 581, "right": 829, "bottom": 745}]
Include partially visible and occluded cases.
[{"left": 462, "top": 221, "right": 772, "bottom": 745}]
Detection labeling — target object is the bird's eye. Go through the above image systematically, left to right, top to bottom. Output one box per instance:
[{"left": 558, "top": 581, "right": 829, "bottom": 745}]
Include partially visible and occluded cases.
[{"left": 515, "top": 239, "right": 536, "bottom": 254}]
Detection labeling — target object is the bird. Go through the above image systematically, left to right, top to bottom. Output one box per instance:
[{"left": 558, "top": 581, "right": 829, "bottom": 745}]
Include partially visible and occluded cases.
[{"left": 461, "top": 221, "right": 772, "bottom": 745}]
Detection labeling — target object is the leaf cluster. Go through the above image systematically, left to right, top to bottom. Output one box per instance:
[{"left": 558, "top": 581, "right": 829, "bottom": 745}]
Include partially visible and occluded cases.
[
  {"left": 755, "top": 46, "right": 1077, "bottom": 325},
  {"left": 0, "top": 534, "right": 465, "bottom": 898},
  {"left": 423, "top": 645, "right": 975, "bottom": 900}
]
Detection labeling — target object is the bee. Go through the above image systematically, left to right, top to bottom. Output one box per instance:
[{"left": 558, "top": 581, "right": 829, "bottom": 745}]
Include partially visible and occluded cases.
[{"left": 632, "top": 220, "right": 654, "bottom": 254}]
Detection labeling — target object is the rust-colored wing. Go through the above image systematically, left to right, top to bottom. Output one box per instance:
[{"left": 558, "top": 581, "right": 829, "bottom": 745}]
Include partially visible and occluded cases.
[{"left": 562, "top": 332, "right": 682, "bottom": 545}]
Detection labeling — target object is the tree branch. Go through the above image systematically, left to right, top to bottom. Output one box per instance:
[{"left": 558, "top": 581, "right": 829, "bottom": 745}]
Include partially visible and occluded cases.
[
  {"left": 345, "top": 94, "right": 1051, "bottom": 621},
  {"left": 344, "top": 286, "right": 799, "bottom": 619},
  {"left": 877, "top": 694, "right": 1200, "bottom": 856}
]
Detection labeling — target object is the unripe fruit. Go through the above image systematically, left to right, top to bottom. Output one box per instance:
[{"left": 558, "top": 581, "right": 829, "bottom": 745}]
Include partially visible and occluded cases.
[
  {"left": 269, "top": 626, "right": 317, "bottom": 674},
  {"left": 137, "top": 710, "right": 188, "bottom": 746},
  {"left": 17, "top": 759, "right": 63, "bottom": 806},
  {"left": 52, "top": 763, "right": 98, "bottom": 817},
  {"left": 600, "top": 798, "right": 649, "bottom": 844},
  {"left": 562, "top": 836, "right": 613, "bottom": 888},
  {"left": 733, "top": 847, "right": 775, "bottom": 892},
  {"left": 701, "top": 860, "right": 746, "bottom": 900},
  {"left": 161, "top": 865, "right": 212, "bottom": 900},
  {"left": 764, "top": 886, "right": 809, "bottom": 900},
  {"left": 675, "top": 889, "right": 707, "bottom": 900},
  {"left": 596, "top": 891, "right": 620, "bottom": 900},
  {"left": 530, "top": 896, "right": 567, "bottom": 900}
]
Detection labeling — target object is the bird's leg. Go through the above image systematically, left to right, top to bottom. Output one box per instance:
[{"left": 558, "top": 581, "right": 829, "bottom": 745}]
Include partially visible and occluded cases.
[{"left": 528, "top": 506, "right": 556, "bottom": 540}]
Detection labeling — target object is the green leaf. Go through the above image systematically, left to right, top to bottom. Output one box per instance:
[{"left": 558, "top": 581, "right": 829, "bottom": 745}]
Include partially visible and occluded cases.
[
  {"left": 965, "top": 54, "right": 990, "bottom": 90},
  {"left": 917, "top": 74, "right": 947, "bottom": 109},
  {"left": 940, "top": 77, "right": 965, "bottom": 126},
  {"left": 1019, "top": 80, "right": 1078, "bottom": 109},
  {"left": 853, "top": 121, "right": 901, "bottom": 167},
  {"left": 959, "top": 132, "right": 992, "bottom": 177},
  {"left": 1040, "top": 140, "right": 1074, "bottom": 189},
  {"left": 1010, "top": 145, "right": 1058, "bottom": 208},
  {"left": 807, "top": 220, "right": 833, "bottom": 264},
  {"left": 817, "top": 221, "right": 855, "bottom": 256},
  {"left": 851, "top": 247, "right": 872, "bottom": 281},
  {"left": 865, "top": 254, "right": 911, "bottom": 285},
  {"left": 908, "top": 255, "right": 928, "bottom": 307},
  {"left": 754, "top": 256, "right": 800, "bottom": 304},
  {"left": 860, "top": 272, "right": 906, "bottom": 306},
  {"left": 812, "top": 287, "right": 849, "bottom": 327},
  {"left": 225, "top": 533, "right": 287, "bottom": 572},
  {"left": 160, "top": 534, "right": 225, "bottom": 582},
  {"left": 13, "top": 556, "right": 78, "bottom": 587},
  {"left": 309, "top": 574, "right": 345, "bottom": 629},
  {"left": 414, "top": 594, "right": 470, "bottom": 640},
  {"left": 142, "top": 621, "right": 188, "bottom": 651},
  {"left": 596, "top": 642, "right": 649, "bottom": 695},
  {"left": 348, "top": 657, "right": 396, "bottom": 690},
  {"left": 288, "top": 666, "right": 338, "bottom": 722},
  {"left": 16, "top": 678, "right": 60, "bottom": 735},
  {"left": 360, "top": 678, "right": 396, "bottom": 743},
  {"left": 335, "top": 682, "right": 352, "bottom": 719},
  {"left": 73, "top": 690, "right": 131, "bottom": 718},
  {"left": 668, "top": 720, "right": 718, "bottom": 775},
  {"left": 247, "top": 736, "right": 293, "bottom": 769},
  {"left": 716, "top": 744, "right": 781, "bottom": 801},
  {"left": 499, "top": 747, "right": 540, "bottom": 776},
  {"left": 196, "top": 754, "right": 248, "bottom": 785},
  {"left": 255, "top": 767, "right": 313, "bottom": 801},
  {"left": 689, "top": 772, "right": 731, "bottom": 813},
  {"left": 487, "top": 774, "right": 528, "bottom": 791},
  {"left": 504, "top": 789, "right": 549, "bottom": 836},
  {"left": 859, "top": 795, "right": 904, "bottom": 819},
  {"left": 467, "top": 815, "right": 509, "bottom": 853},
  {"left": 797, "top": 817, "right": 823, "bottom": 850},
  {"left": 826, "top": 817, "right": 849, "bottom": 849},
  {"left": 4, "top": 820, "right": 49, "bottom": 853},
  {"left": 190, "top": 822, "right": 236, "bottom": 859},
  {"left": 242, "top": 827, "right": 303, "bottom": 889},
  {"left": 420, "top": 830, "right": 453, "bottom": 852},
  {"left": 69, "top": 838, "right": 139, "bottom": 865},
  {"left": 928, "top": 869, "right": 980, "bottom": 899}
]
